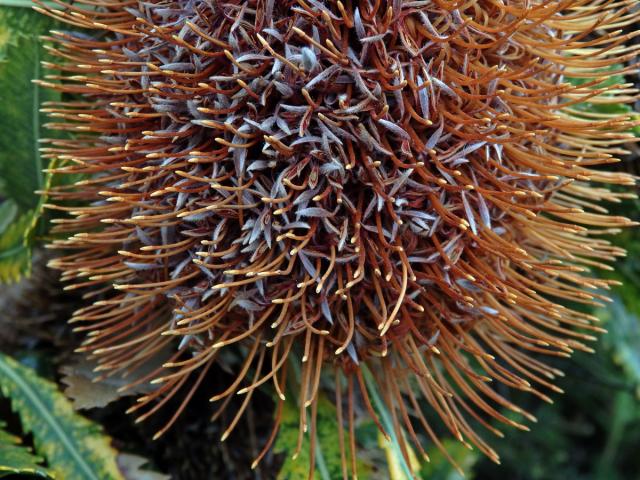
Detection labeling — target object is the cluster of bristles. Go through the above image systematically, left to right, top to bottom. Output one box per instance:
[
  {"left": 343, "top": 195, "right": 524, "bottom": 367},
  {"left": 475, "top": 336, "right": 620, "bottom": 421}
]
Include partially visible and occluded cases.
[{"left": 36, "top": 0, "right": 640, "bottom": 477}]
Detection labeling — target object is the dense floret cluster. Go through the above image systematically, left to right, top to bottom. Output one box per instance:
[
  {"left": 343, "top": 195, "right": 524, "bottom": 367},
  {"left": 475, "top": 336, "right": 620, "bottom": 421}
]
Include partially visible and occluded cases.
[{"left": 39, "top": 1, "right": 638, "bottom": 476}]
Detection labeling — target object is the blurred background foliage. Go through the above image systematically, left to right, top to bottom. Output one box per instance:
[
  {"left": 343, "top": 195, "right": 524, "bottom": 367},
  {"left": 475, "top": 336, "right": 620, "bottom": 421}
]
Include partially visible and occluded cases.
[{"left": 0, "top": 4, "right": 640, "bottom": 479}]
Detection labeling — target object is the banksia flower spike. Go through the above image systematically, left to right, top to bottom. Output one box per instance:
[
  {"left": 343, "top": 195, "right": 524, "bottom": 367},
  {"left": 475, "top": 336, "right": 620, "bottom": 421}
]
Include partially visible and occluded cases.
[{"left": 38, "top": 0, "right": 639, "bottom": 477}]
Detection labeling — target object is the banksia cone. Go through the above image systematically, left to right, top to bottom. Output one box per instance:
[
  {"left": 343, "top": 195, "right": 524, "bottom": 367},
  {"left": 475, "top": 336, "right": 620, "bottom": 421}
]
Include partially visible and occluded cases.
[{"left": 38, "top": 0, "right": 639, "bottom": 476}]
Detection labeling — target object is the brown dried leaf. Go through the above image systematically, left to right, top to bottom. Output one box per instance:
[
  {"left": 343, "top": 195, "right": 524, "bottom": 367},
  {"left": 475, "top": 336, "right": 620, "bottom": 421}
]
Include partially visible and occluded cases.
[{"left": 60, "top": 357, "right": 160, "bottom": 410}]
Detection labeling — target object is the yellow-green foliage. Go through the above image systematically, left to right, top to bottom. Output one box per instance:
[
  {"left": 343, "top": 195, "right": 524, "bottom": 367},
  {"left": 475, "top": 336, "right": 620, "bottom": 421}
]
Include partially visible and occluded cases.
[
  {"left": 0, "top": 8, "right": 60, "bottom": 283},
  {"left": 0, "top": 209, "right": 33, "bottom": 282},
  {"left": 0, "top": 353, "right": 124, "bottom": 480},
  {"left": 274, "top": 393, "right": 371, "bottom": 480},
  {"left": 0, "top": 420, "right": 52, "bottom": 478}
]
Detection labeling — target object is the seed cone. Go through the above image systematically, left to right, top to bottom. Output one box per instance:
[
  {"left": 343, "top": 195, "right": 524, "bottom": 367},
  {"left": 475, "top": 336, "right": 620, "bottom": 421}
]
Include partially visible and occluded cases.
[{"left": 39, "top": 0, "right": 639, "bottom": 476}]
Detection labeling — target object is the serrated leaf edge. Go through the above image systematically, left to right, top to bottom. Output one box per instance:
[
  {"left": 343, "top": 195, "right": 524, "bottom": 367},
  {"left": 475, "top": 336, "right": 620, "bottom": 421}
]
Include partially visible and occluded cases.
[{"left": 0, "top": 354, "right": 116, "bottom": 480}]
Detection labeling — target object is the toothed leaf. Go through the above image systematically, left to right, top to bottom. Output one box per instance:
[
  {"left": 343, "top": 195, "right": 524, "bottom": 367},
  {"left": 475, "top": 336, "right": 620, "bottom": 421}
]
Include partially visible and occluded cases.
[
  {"left": 0, "top": 353, "right": 124, "bottom": 480},
  {"left": 0, "top": 420, "right": 52, "bottom": 478}
]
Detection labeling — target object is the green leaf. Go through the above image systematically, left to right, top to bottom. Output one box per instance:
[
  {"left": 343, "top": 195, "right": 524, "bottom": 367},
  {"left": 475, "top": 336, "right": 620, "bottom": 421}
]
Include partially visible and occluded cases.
[
  {"left": 0, "top": 1, "right": 59, "bottom": 8},
  {"left": 0, "top": 8, "right": 58, "bottom": 60},
  {"left": 0, "top": 9, "right": 63, "bottom": 282},
  {"left": 0, "top": 13, "right": 59, "bottom": 212},
  {"left": 565, "top": 65, "right": 640, "bottom": 136},
  {"left": 0, "top": 200, "right": 17, "bottom": 234},
  {"left": 0, "top": 209, "right": 34, "bottom": 283},
  {"left": 597, "top": 297, "right": 640, "bottom": 393},
  {"left": 0, "top": 353, "right": 125, "bottom": 480},
  {"left": 362, "top": 365, "right": 416, "bottom": 479},
  {"left": 274, "top": 391, "right": 371, "bottom": 480},
  {"left": 0, "top": 421, "right": 52, "bottom": 478},
  {"left": 419, "top": 439, "right": 478, "bottom": 480}
]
